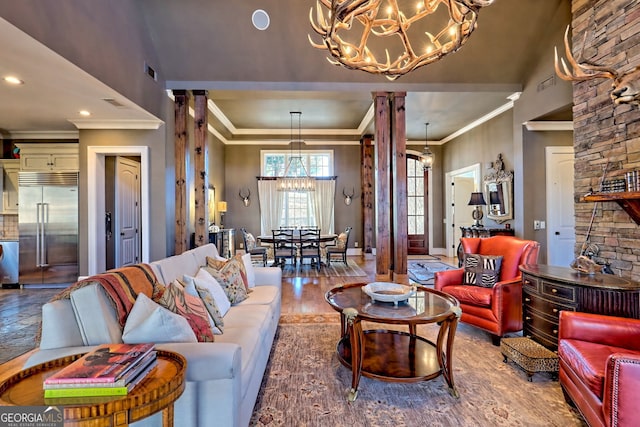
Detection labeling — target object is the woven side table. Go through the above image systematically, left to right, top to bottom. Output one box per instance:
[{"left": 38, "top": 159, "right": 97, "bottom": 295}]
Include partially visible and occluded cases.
[{"left": 501, "top": 337, "right": 558, "bottom": 381}]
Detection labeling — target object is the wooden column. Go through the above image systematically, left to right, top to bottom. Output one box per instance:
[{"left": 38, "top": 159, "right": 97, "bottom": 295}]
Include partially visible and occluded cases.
[
  {"left": 173, "top": 90, "right": 189, "bottom": 254},
  {"left": 193, "top": 90, "right": 209, "bottom": 247},
  {"left": 373, "top": 92, "right": 391, "bottom": 280},
  {"left": 391, "top": 92, "right": 408, "bottom": 283},
  {"left": 361, "top": 135, "right": 374, "bottom": 254}
]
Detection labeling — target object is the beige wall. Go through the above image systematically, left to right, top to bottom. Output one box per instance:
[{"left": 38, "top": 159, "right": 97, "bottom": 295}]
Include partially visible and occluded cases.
[{"left": 222, "top": 144, "right": 363, "bottom": 250}]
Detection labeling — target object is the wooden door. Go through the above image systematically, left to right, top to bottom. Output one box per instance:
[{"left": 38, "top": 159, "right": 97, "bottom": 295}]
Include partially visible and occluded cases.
[{"left": 407, "top": 156, "right": 429, "bottom": 255}]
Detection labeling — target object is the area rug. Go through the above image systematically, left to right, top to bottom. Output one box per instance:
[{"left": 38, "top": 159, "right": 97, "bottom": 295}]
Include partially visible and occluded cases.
[
  {"left": 280, "top": 259, "right": 367, "bottom": 278},
  {"left": 408, "top": 260, "right": 457, "bottom": 285},
  {"left": 250, "top": 322, "right": 585, "bottom": 427}
]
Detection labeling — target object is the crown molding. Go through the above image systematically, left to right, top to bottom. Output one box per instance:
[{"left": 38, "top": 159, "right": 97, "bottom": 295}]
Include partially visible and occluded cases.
[
  {"left": 68, "top": 119, "right": 164, "bottom": 130},
  {"left": 524, "top": 121, "right": 573, "bottom": 131},
  {"left": 8, "top": 130, "right": 79, "bottom": 140}
]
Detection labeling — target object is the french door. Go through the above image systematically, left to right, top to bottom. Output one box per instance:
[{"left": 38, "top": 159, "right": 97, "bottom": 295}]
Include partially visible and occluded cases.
[{"left": 407, "top": 155, "right": 429, "bottom": 255}]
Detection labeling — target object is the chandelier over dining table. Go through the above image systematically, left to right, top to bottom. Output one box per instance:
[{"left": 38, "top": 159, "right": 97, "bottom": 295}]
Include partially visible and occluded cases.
[
  {"left": 309, "top": 0, "right": 495, "bottom": 80},
  {"left": 277, "top": 111, "right": 316, "bottom": 192}
]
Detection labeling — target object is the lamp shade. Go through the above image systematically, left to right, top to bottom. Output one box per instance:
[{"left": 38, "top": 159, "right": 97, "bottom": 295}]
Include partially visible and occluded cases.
[
  {"left": 468, "top": 192, "right": 487, "bottom": 206},
  {"left": 217, "top": 201, "right": 227, "bottom": 213}
]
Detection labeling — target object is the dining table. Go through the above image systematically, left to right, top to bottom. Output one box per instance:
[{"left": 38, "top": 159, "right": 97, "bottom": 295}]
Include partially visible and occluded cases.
[{"left": 257, "top": 233, "right": 338, "bottom": 245}]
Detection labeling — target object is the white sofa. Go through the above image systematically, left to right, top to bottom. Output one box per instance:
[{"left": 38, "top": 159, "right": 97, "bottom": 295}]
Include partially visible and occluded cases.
[{"left": 25, "top": 244, "right": 282, "bottom": 427}]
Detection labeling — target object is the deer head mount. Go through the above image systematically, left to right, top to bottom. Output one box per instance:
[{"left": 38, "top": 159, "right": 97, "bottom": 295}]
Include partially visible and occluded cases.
[
  {"left": 555, "top": 25, "right": 640, "bottom": 106},
  {"left": 343, "top": 187, "right": 355, "bottom": 206},
  {"left": 239, "top": 188, "right": 251, "bottom": 207}
]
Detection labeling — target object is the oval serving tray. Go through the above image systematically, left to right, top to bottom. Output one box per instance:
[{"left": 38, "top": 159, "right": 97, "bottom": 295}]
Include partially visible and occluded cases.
[{"left": 362, "top": 282, "right": 416, "bottom": 306}]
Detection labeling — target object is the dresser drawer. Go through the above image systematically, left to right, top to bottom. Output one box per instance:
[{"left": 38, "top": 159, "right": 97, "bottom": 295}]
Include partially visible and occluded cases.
[
  {"left": 522, "top": 275, "right": 538, "bottom": 292},
  {"left": 541, "top": 281, "right": 575, "bottom": 303},
  {"left": 523, "top": 293, "right": 575, "bottom": 321},
  {"left": 524, "top": 307, "right": 561, "bottom": 344}
]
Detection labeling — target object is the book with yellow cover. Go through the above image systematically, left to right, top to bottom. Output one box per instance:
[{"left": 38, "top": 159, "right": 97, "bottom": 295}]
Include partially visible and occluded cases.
[{"left": 44, "top": 343, "right": 154, "bottom": 385}]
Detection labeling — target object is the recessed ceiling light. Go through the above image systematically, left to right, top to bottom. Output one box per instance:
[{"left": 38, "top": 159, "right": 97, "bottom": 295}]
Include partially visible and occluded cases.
[
  {"left": 252, "top": 9, "right": 270, "bottom": 30},
  {"left": 3, "top": 76, "right": 24, "bottom": 85},
  {"left": 79, "top": 110, "right": 91, "bottom": 116}
]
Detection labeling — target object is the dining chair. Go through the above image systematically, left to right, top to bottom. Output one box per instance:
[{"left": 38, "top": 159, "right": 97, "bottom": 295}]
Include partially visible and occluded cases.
[
  {"left": 326, "top": 226, "right": 352, "bottom": 266},
  {"left": 240, "top": 228, "right": 267, "bottom": 266},
  {"left": 299, "top": 228, "right": 321, "bottom": 270},
  {"left": 272, "top": 229, "right": 296, "bottom": 267}
]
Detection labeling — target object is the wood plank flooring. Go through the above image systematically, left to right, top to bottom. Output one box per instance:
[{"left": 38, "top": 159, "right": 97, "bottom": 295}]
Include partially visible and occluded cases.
[{"left": 0, "top": 255, "right": 452, "bottom": 377}]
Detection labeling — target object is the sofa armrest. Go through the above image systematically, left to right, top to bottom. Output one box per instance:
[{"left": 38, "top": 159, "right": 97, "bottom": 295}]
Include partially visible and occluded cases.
[
  {"left": 253, "top": 266, "right": 282, "bottom": 287},
  {"left": 434, "top": 268, "right": 464, "bottom": 291},
  {"left": 491, "top": 277, "right": 523, "bottom": 330},
  {"left": 559, "top": 311, "right": 640, "bottom": 351},
  {"left": 155, "top": 342, "right": 241, "bottom": 382},
  {"left": 603, "top": 353, "right": 640, "bottom": 426}
]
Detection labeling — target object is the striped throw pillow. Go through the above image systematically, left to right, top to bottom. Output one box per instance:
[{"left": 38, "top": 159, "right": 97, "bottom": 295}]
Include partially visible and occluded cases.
[{"left": 463, "top": 254, "right": 503, "bottom": 287}]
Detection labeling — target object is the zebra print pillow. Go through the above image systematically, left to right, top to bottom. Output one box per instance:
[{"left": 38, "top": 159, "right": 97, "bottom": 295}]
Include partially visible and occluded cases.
[{"left": 463, "top": 254, "right": 503, "bottom": 287}]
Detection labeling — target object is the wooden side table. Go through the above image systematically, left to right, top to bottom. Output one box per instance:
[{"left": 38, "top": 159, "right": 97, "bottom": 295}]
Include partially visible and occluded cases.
[{"left": 0, "top": 349, "right": 186, "bottom": 427}]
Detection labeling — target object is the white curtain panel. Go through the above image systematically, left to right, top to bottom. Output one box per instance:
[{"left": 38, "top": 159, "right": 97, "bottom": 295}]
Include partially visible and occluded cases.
[
  {"left": 258, "top": 179, "right": 283, "bottom": 235},
  {"left": 312, "top": 179, "right": 335, "bottom": 234}
]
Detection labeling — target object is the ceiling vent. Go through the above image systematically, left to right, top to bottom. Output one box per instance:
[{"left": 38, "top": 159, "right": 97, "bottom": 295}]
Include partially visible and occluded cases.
[{"left": 102, "top": 98, "right": 127, "bottom": 108}]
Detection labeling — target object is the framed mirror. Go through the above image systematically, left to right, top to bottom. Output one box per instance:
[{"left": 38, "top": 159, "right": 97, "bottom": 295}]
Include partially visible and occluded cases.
[{"left": 484, "top": 154, "right": 513, "bottom": 223}]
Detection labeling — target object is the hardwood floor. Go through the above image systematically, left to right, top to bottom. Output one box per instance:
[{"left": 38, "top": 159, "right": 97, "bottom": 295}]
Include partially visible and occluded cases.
[{"left": 0, "top": 255, "right": 453, "bottom": 378}]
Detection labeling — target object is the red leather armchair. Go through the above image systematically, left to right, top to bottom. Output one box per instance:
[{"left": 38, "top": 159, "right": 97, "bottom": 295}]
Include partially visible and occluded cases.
[
  {"left": 434, "top": 235, "right": 540, "bottom": 344},
  {"left": 558, "top": 311, "right": 640, "bottom": 427}
]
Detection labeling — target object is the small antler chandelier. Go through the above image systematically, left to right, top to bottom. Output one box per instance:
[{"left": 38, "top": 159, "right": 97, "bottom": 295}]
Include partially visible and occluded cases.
[
  {"left": 309, "top": 0, "right": 495, "bottom": 80},
  {"left": 277, "top": 112, "right": 316, "bottom": 192}
]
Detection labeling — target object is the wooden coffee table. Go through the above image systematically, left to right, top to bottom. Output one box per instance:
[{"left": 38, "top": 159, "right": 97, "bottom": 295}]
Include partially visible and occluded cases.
[
  {"left": 326, "top": 282, "right": 461, "bottom": 401},
  {"left": 0, "top": 349, "right": 186, "bottom": 427}
]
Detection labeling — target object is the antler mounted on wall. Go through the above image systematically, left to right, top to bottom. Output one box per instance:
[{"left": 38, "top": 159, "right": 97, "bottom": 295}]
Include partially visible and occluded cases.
[
  {"left": 554, "top": 25, "right": 640, "bottom": 106},
  {"left": 343, "top": 187, "right": 355, "bottom": 206},
  {"left": 239, "top": 188, "right": 251, "bottom": 207}
]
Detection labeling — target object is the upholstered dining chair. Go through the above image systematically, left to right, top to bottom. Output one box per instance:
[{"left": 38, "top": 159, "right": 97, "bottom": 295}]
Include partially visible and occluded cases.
[
  {"left": 326, "top": 226, "right": 352, "bottom": 266},
  {"left": 240, "top": 228, "right": 267, "bottom": 266},
  {"left": 272, "top": 228, "right": 296, "bottom": 267},
  {"left": 299, "top": 228, "right": 321, "bottom": 270},
  {"left": 434, "top": 235, "right": 540, "bottom": 345}
]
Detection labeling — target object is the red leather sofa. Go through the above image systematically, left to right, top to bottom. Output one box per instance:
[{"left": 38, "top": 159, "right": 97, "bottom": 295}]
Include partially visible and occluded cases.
[
  {"left": 434, "top": 235, "right": 540, "bottom": 344},
  {"left": 558, "top": 311, "right": 640, "bottom": 427}
]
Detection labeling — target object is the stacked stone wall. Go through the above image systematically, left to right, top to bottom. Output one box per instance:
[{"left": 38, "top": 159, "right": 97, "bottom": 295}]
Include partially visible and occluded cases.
[{"left": 572, "top": 0, "right": 640, "bottom": 279}]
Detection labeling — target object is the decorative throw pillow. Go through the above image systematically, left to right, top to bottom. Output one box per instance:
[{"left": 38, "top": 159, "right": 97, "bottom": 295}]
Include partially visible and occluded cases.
[
  {"left": 245, "top": 232, "right": 257, "bottom": 250},
  {"left": 336, "top": 232, "right": 348, "bottom": 249},
  {"left": 463, "top": 254, "right": 503, "bottom": 287},
  {"left": 207, "top": 255, "right": 252, "bottom": 292},
  {"left": 203, "top": 262, "right": 249, "bottom": 305},
  {"left": 195, "top": 268, "right": 231, "bottom": 316},
  {"left": 181, "top": 275, "right": 224, "bottom": 334},
  {"left": 155, "top": 280, "right": 215, "bottom": 342},
  {"left": 123, "top": 293, "right": 197, "bottom": 343}
]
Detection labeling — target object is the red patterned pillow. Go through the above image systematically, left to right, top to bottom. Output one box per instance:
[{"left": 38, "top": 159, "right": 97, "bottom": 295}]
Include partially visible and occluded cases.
[{"left": 155, "top": 280, "right": 215, "bottom": 342}]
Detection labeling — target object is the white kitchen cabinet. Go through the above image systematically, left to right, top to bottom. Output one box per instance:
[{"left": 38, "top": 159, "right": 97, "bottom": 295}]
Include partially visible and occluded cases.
[
  {"left": 16, "top": 143, "right": 79, "bottom": 171},
  {"left": 0, "top": 159, "right": 19, "bottom": 214}
]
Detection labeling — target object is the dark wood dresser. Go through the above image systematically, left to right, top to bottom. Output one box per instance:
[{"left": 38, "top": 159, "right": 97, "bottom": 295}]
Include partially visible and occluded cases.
[{"left": 520, "top": 264, "right": 640, "bottom": 351}]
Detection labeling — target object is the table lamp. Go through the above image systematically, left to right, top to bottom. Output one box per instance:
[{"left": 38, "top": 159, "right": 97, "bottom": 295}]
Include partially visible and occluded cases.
[
  {"left": 489, "top": 190, "right": 501, "bottom": 215},
  {"left": 468, "top": 192, "right": 487, "bottom": 227},
  {"left": 217, "top": 201, "right": 227, "bottom": 229}
]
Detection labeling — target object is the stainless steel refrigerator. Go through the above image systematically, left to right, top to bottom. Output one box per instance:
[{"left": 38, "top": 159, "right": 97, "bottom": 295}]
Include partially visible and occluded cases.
[{"left": 19, "top": 172, "right": 79, "bottom": 287}]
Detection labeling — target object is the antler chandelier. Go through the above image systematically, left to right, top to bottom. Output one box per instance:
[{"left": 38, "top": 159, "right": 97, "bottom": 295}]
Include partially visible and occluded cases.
[{"left": 309, "top": 0, "right": 495, "bottom": 80}]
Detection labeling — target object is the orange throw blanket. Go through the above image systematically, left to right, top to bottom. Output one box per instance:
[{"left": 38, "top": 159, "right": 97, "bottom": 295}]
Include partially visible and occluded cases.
[{"left": 52, "top": 264, "right": 163, "bottom": 327}]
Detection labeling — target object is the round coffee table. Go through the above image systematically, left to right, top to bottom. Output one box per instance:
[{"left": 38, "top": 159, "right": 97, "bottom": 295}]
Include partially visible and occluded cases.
[
  {"left": 325, "top": 282, "right": 461, "bottom": 401},
  {"left": 0, "top": 349, "right": 186, "bottom": 427}
]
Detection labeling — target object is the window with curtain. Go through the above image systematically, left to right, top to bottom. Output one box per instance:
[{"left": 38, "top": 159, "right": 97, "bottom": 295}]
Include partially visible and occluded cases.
[{"left": 261, "top": 150, "right": 333, "bottom": 228}]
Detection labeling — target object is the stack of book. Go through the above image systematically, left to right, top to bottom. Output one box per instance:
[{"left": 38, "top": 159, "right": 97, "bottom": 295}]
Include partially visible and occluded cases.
[{"left": 43, "top": 343, "right": 157, "bottom": 398}]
